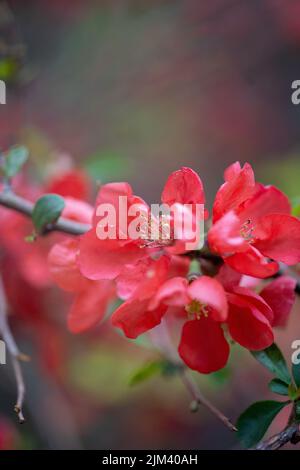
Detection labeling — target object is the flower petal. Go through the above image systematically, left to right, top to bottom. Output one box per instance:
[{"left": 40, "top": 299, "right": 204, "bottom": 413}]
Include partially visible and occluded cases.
[
  {"left": 213, "top": 162, "right": 255, "bottom": 222},
  {"left": 161, "top": 167, "right": 205, "bottom": 206},
  {"left": 46, "top": 170, "right": 91, "bottom": 200},
  {"left": 237, "top": 184, "right": 291, "bottom": 224},
  {"left": 63, "top": 197, "right": 93, "bottom": 224},
  {"left": 208, "top": 211, "right": 248, "bottom": 254},
  {"left": 254, "top": 214, "right": 300, "bottom": 265},
  {"left": 78, "top": 229, "right": 144, "bottom": 280},
  {"left": 48, "top": 239, "right": 83, "bottom": 292},
  {"left": 225, "top": 246, "right": 279, "bottom": 278},
  {"left": 119, "top": 255, "right": 170, "bottom": 302},
  {"left": 116, "top": 258, "right": 154, "bottom": 300},
  {"left": 216, "top": 264, "right": 242, "bottom": 291},
  {"left": 187, "top": 276, "right": 228, "bottom": 321},
  {"left": 260, "top": 276, "right": 297, "bottom": 327},
  {"left": 151, "top": 277, "right": 189, "bottom": 309},
  {"left": 68, "top": 280, "right": 115, "bottom": 333},
  {"left": 228, "top": 287, "right": 274, "bottom": 324},
  {"left": 111, "top": 298, "right": 168, "bottom": 338},
  {"left": 227, "top": 303, "right": 274, "bottom": 350},
  {"left": 178, "top": 318, "right": 230, "bottom": 373}
]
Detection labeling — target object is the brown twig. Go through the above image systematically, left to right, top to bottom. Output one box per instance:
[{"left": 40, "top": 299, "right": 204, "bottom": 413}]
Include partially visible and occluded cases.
[
  {"left": 0, "top": 190, "right": 91, "bottom": 235},
  {"left": 0, "top": 276, "right": 27, "bottom": 423},
  {"left": 150, "top": 321, "right": 237, "bottom": 433},
  {"left": 180, "top": 368, "right": 237, "bottom": 432},
  {"left": 254, "top": 405, "right": 300, "bottom": 450},
  {"left": 254, "top": 423, "right": 300, "bottom": 450}
]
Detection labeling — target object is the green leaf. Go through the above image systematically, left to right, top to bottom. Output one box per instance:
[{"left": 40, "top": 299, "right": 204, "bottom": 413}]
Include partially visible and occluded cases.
[
  {"left": 0, "top": 58, "right": 18, "bottom": 81},
  {"left": 3, "top": 146, "right": 28, "bottom": 179},
  {"left": 84, "top": 150, "right": 134, "bottom": 182},
  {"left": 32, "top": 194, "right": 65, "bottom": 233},
  {"left": 291, "top": 197, "right": 300, "bottom": 217},
  {"left": 251, "top": 344, "right": 291, "bottom": 384},
  {"left": 128, "top": 360, "right": 181, "bottom": 386},
  {"left": 129, "top": 361, "right": 164, "bottom": 387},
  {"left": 292, "top": 363, "right": 300, "bottom": 388},
  {"left": 268, "top": 378, "right": 289, "bottom": 396},
  {"left": 288, "top": 383, "right": 300, "bottom": 401},
  {"left": 237, "top": 400, "right": 290, "bottom": 448}
]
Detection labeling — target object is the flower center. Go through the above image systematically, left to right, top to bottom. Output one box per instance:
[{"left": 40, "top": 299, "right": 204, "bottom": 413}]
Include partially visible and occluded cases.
[
  {"left": 137, "top": 215, "right": 175, "bottom": 248},
  {"left": 240, "top": 219, "right": 254, "bottom": 242},
  {"left": 185, "top": 299, "right": 209, "bottom": 320}
]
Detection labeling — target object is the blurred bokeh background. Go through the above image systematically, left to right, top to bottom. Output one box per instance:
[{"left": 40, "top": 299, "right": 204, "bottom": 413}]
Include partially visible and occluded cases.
[{"left": 0, "top": 0, "right": 299, "bottom": 450}]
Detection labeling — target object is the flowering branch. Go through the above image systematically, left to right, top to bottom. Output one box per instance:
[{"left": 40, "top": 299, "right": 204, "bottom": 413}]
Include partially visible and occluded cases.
[
  {"left": 0, "top": 182, "right": 299, "bottom": 451},
  {"left": 0, "top": 189, "right": 90, "bottom": 235}
]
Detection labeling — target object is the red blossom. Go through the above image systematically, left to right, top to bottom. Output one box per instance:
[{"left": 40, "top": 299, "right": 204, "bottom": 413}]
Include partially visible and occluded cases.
[
  {"left": 208, "top": 162, "right": 300, "bottom": 278},
  {"left": 43, "top": 164, "right": 299, "bottom": 376},
  {"left": 79, "top": 167, "right": 205, "bottom": 281},
  {"left": 49, "top": 238, "right": 115, "bottom": 333}
]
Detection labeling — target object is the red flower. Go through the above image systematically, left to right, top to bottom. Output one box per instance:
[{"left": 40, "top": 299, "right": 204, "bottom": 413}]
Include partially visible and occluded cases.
[
  {"left": 208, "top": 162, "right": 300, "bottom": 277},
  {"left": 43, "top": 163, "right": 298, "bottom": 377},
  {"left": 79, "top": 167, "right": 205, "bottom": 281},
  {"left": 45, "top": 169, "right": 91, "bottom": 201},
  {"left": 49, "top": 238, "right": 115, "bottom": 333},
  {"left": 111, "top": 256, "right": 170, "bottom": 338},
  {"left": 216, "top": 264, "right": 296, "bottom": 332},
  {"left": 113, "top": 274, "right": 275, "bottom": 374},
  {"left": 149, "top": 276, "right": 229, "bottom": 374},
  {"left": 260, "top": 276, "right": 297, "bottom": 327},
  {"left": 226, "top": 286, "right": 274, "bottom": 351}
]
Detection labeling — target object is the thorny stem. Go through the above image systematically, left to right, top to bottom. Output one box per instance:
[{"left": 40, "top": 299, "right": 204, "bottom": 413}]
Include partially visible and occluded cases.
[{"left": 0, "top": 276, "right": 27, "bottom": 423}]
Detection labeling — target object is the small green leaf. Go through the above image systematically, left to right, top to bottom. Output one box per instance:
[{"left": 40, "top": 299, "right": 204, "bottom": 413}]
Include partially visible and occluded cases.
[
  {"left": 0, "top": 58, "right": 18, "bottom": 81},
  {"left": 3, "top": 146, "right": 28, "bottom": 179},
  {"left": 32, "top": 194, "right": 65, "bottom": 233},
  {"left": 291, "top": 197, "right": 300, "bottom": 217},
  {"left": 24, "top": 232, "right": 37, "bottom": 243},
  {"left": 251, "top": 344, "right": 291, "bottom": 384},
  {"left": 129, "top": 361, "right": 164, "bottom": 387},
  {"left": 292, "top": 363, "right": 300, "bottom": 388},
  {"left": 268, "top": 378, "right": 289, "bottom": 396},
  {"left": 288, "top": 383, "right": 300, "bottom": 401},
  {"left": 237, "top": 400, "right": 290, "bottom": 448}
]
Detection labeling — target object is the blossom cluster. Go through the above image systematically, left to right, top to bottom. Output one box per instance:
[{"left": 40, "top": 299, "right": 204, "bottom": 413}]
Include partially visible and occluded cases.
[{"left": 48, "top": 163, "right": 300, "bottom": 374}]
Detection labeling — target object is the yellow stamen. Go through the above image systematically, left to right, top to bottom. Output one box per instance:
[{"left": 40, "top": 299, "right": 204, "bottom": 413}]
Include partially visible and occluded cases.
[{"left": 185, "top": 299, "right": 209, "bottom": 320}]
